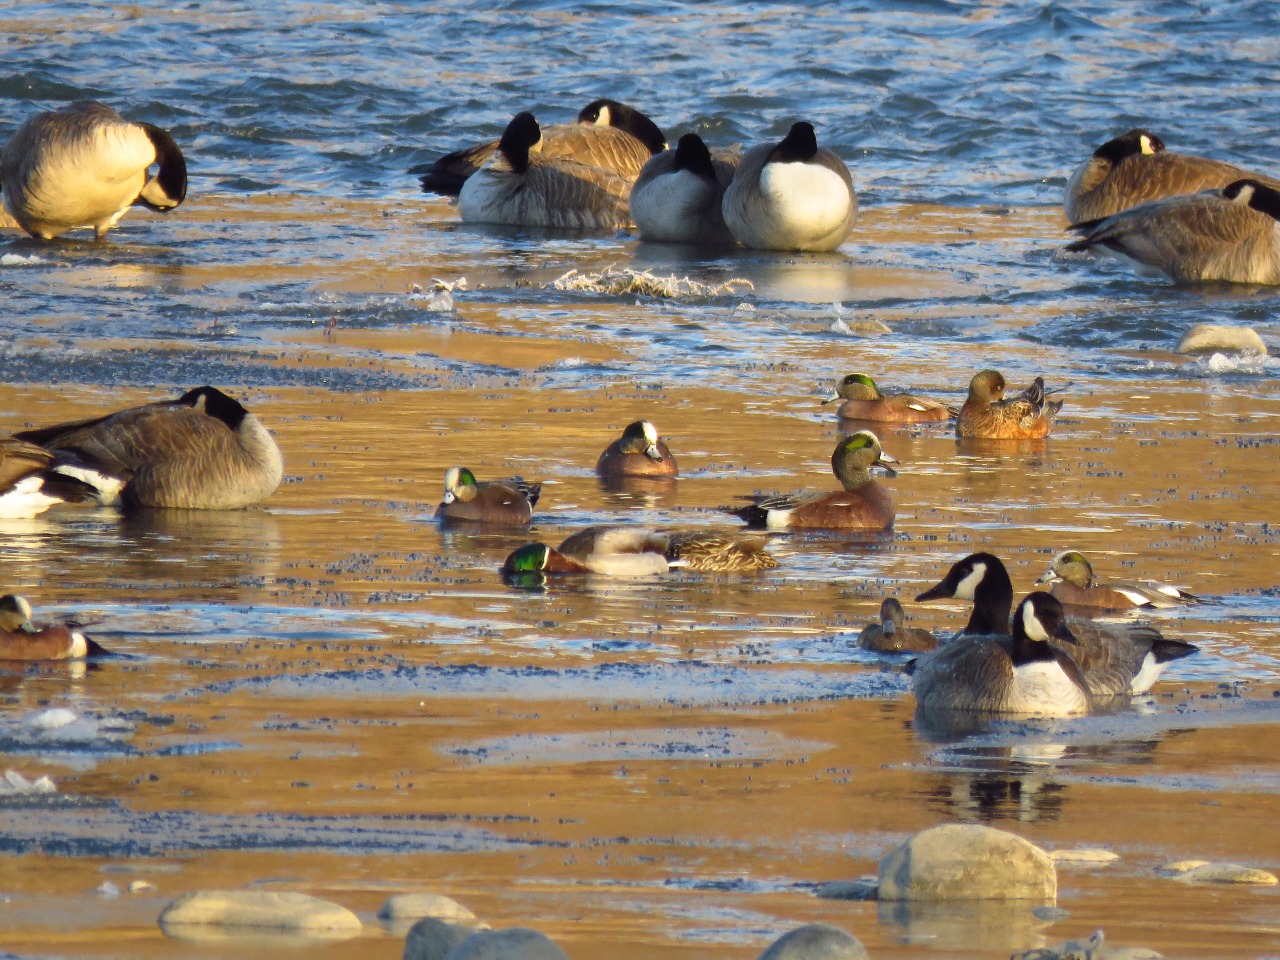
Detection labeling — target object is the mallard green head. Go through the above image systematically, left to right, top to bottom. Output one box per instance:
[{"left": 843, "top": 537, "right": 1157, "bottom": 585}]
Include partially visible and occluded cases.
[
  {"left": 825, "top": 373, "right": 881, "bottom": 404},
  {"left": 619, "top": 420, "right": 663, "bottom": 460},
  {"left": 832, "top": 431, "right": 897, "bottom": 486},
  {"left": 442, "top": 466, "right": 478, "bottom": 504},
  {"left": 503, "top": 543, "right": 550, "bottom": 574},
  {"left": 0, "top": 594, "right": 34, "bottom": 632}
]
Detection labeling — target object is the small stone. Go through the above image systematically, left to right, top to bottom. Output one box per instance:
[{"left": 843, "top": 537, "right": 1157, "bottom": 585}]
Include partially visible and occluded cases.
[
  {"left": 1177, "top": 323, "right": 1267, "bottom": 355},
  {"left": 877, "top": 823, "right": 1056, "bottom": 901},
  {"left": 1049, "top": 848, "right": 1119, "bottom": 865},
  {"left": 1157, "top": 859, "right": 1209, "bottom": 875},
  {"left": 1170, "top": 862, "right": 1278, "bottom": 885},
  {"left": 815, "top": 878, "right": 878, "bottom": 901},
  {"left": 128, "top": 880, "right": 156, "bottom": 895},
  {"left": 96, "top": 882, "right": 120, "bottom": 897},
  {"left": 158, "top": 890, "right": 362, "bottom": 933},
  {"left": 379, "top": 892, "right": 476, "bottom": 923},
  {"left": 1033, "top": 906, "right": 1071, "bottom": 922},
  {"left": 404, "top": 917, "right": 477, "bottom": 960},
  {"left": 757, "top": 923, "right": 870, "bottom": 960},
  {"left": 443, "top": 928, "right": 568, "bottom": 960}
]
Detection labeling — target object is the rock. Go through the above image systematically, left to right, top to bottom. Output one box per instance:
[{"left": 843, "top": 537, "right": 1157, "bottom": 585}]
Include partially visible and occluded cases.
[
  {"left": 1177, "top": 323, "right": 1267, "bottom": 355},
  {"left": 877, "top": 823, "right": 1056, "bottom": 901},
  {"left": 1049, "top": 848, "right": 1119, "bottom": 866},
  {"left": 1164, "top": 861, "right": 1278, "bottom": 885},
  {"left": 815, "top": 878, "right": 878, "bottom": 901},
  {"left": 129, "top": 880, "right": 156, "bottom": 894},
  {"left": 158, "top": 890, "right": 362, "bottom": 934},
  {"left": 380, "top": 892, "right": 476, "bottom": 923},
  {"left": 404, "top": 917, "right": 477, "bottom": 960},
  {"left": 757, "top": 923, "right": 869, "bottom": 960},
  {"left": 442, "top": 928, "right": 568, "bottom": 960},
  {"left": 1013, "top": 929, "right": 1163, "bottom": 959}
]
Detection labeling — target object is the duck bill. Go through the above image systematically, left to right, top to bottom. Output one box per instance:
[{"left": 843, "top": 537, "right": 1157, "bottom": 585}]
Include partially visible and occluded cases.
[
  {"left": 821, "top": 392, "right": 839, "bottom": 405},
  {"left": 644, "top": 443, "right": 664, "bottom": 461},
  {"left": 875, "top": 451, "right": 899, "bottom": 479},
  {"left": 1034, "top": 568, "right": 1062, "bottom": 586}
]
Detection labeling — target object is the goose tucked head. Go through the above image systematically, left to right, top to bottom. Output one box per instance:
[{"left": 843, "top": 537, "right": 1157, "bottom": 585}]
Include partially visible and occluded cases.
[
  {"left": 577, "top": 99, "right": 666, "bottom": 154},
  {"left": 497, "top": 112, "right": 543, "bottom": 173},
  {"left": 769, "top": 121, "right": 819, "bottom": 165},
  {"left": 135, "top": 123, "right": 188, "bottom": 210},
  {"left": 1093, "top": 128, "right": 1165, "bottom": 164},
  {"left": 673, "top": 133, "right": 716, "bottom": 179},
  {"left": 1223, "top": 178, "right": 1280, "bottom": 221},
  {"left": 966, "top": 369, "right": 1007, "bottom": 403},
  {"left": 825, "top": 373, "right": 881, "bottom": 403},
  {"left": 179, "top": 386, "right": 249, "bottom": 430},
  {"left": 618, "top": 420, "right": 664, "bottom": 460},
  {"left": 831, "top": 430, "right": 897, "bottom": 487},
  {"left": 442, "top": 466, "right": 478, "bottom": 504}
]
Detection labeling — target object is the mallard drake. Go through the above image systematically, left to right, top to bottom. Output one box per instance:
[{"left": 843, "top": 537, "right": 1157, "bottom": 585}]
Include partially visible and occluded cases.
[
  {"left": 419, "top": 98, "right": 665, "bottom": 197},
  {"left": 1, "top": 101, "right": 186, "bottom": 240},
  {"left": 457, "top": 112, "right": 633, "bottom": 230},
  {"left": 721, "top": 121, "right": 856, "bottom": 252},
  {"left": 1064, "top": 128, "right": 1280, "bottom": 224},
  {"left": 630, "top": 133, "right": 738, "bottom": 245},
  {"left": 1066, "top": 179, "right": 1280, "bottom": 285},
  {"left": 955, "top": 370, "right": 1061, "bottom": 440},
  {"left": 822, "top": 374, "right": 952, "bottom": 424},
  {"left": 15, "top": 386, "right": 283, "bottom": 510},
  {"left": 595, "top": 420, "right": 678, "bottom": 479},
  {"left": 731, "top": 431, "right": 896, "bottom": 531},
  {"left": 0, "top": 438, "right": 98, "bottom": 518},
  {"left": 436, "top": 467, "right": 541, "bottom": 526},
  {"left": 502, "top": 525, "right": 775, "bottom": 578},
  {"left": 1036, "top": 550, "right": 1202, "bottom": 610},
  {"left": 915, "top": 552, "right": 1197, "bottom": 696},
  {"left": 911, "top": 592, "right": 1092, "bottom": 717},
  {"left": 0, "top": 595, "right": 106, "bottom": 660},
  {"left": 857, "top": 598, "right": 938, "bottom": 654}
]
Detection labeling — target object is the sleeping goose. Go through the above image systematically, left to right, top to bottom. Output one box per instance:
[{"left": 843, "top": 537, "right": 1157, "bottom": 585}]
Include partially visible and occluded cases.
[
  {"left": 419, "top": 98, "right": 665, "bottom": 197},
  {"left": 1, "top": 101, "right": 187, "bottom": 240},
  {"left": 457, "top": 111, "right": 632, "bottom": 230},
  {"left": 721, "top": 121, "right": 856, "bottom": 252},
  {"left": 1064, "top": 128, "right": 1280, "bottom": 224},
  {"left": 630, "top": 133, "right": 738, "bottom": 245},
  {"left": 1066, "top": 178, "right": 1280, "bottom": 285},
  {"left": 15, "top": 386, "right": 283, "bottom": 510},
  {"left": 0, "top": 438, "right": 98, "bottom": 518},
  {"left": 911, "top": 592, "right": 1092, "bottom": 717}
]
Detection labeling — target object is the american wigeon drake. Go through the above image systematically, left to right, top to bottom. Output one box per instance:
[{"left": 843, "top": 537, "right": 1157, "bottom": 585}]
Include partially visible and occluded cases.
[
  {"left": 419, "top": 99, "right": 665, "bottom": 197},
  {"left": 1, "top": 101, "right": 187, "bottom": 240},
  {"left": 457, "top": 112, "right": 633, "bottom": 230},
  {"left": 721, "top": 121, "right": 856, "bottom": 252},
  {"left": 1064, "top": 129, "right": 1280, "bottom": 225},
  {"left": 630, "top": 133, "right": 738, "bottom": 245},
  {"left": 1067, "top": 179, "right": 1280, "bottom": 285},
  {"left": 955, "top": 370, "right": 1062, "bottom": 440},
  {"left": 822, "top": 374, "right": 952, "bottom": 424},
  {"left": 16, "top": 386, "right": 283, "bottom": 510},
  {"left": 595, "top": 420, "right": 678, "bottom": 479},
  {"left": 732, "top": 431, "right": 896, "bottom": 531},
  {"left": 0, "top": 438, "right": 97, "bottom": 518},
  {"left": 436, "top": 466, "right": 541, "bottom": 526},
  {"left": 502, "top": 525, "right": 775, "bottom": 578},
  {"left": 1036, "top": 550, "right": 1202, "bottom": 610},
  {"left": 915, "top": 552, "right": 1197, "bottom": 697},
  {"left": 911, "top": 592, "right": 1092, "bottom": 717},
  {"left": 0, "top": 595, "right": 107, "bottom": 660},
  {"left": 858, "top": 598, "right": 938, "bottom": 654}
]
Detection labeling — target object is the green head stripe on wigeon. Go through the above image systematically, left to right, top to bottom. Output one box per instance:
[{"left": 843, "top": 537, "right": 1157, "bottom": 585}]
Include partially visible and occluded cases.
[
  {"left": 843, "top": 374, "right": 877, "bottom": 390},
  {"left": 454, "top": 467, "right": 477, "bottom": 487},
  {"left": 1059, "top": 551, "right": 1089, "bottom": 565}
]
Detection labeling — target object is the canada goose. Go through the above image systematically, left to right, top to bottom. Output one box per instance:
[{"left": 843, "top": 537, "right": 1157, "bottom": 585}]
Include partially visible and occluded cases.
[
  {"left": 419, "top": 98, "right": 666, "bottom": 197},
  {"left": 1, "top": 101, "right": 187, "bottom": 240},
  {"left": 457, "top": 112, "right": 632, "bottom": 230},
  {"left": 721, "top": 121, "right": 856, "bottom": 252},
  {"left": 1064, "top": 128, "right": 1280, "bottom": 224},
  {"left": 630, "top": 133, "right": 738, "bottom": 245},
  {"left": 1066, "top": 179, "right": 1280, "bottom": 285},
  {"left": 956, "top": 370, "right": 1062, "bottom": 440},
  {"left": 822, "top": 374, "right": 952, "bottom": 424},
  {"left": 15, "top": 386, "right": 283, "bottom": 510},
  {"left": 595, "top": 420, "right": 678, "bottom": 479},
  {"left": 731, "top": 431, "right": 896, "bottom": 531},
  {"left": 0, "top": 438, "right": 98, "bottom": 518},
  {"left": 436, "top": 466, "right": 541, "bottom": 526},
  {"left": 502, "top": 525, "right": 775, "bottom": 579},
  {"left": 1035, "top": 550, "right": 1202, "bottom": 610},
  {"left": 915, "top": 552, "right": 1197, "bottom": 696},
  {"left": 911, "top": 592, "right": 1092, "bottom": 717},
  {"left": 0, "top": 594, "right": 107, "bottom": 660},
  {"left": 858, "top": 597, "right": 938, "bottom": 654}
]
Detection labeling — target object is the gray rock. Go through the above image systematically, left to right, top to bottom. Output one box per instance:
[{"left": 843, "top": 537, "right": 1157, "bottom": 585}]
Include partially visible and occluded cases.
[
  {"left": 1177, "top": 323, "right": 1267, "bottom": 355},
  {"left": 877, "top": 823, "right": 1056, "bottom": 901},
  {"left": 1049, "top": 848, "right": 1119, "bottom": 866},
  {"left": 815, "top": 878, "right": 878, "bottom": 901},
  {"left": 158, "top": 889, "right": 362, "bottom": 933},
  {"left": 380, "top": 892, "right": 476, "bottom": 922},
  {"left": 404, "top": 917, "right": 478, "bottom": 960},
  {"left": 757, "top": 923, "right": 869, "bottom": 960},
  {"left": 443, "top": 928, "right": 569, "bottom": 960}
]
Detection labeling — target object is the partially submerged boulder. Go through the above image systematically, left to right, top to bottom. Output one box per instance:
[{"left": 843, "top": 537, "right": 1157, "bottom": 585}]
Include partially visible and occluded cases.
[
  {"left": 1177, "top": 323, "right": 1267, "bottom": 355},
  {"left": 877, "top": 823, "right": 1055, "bottom": 901},
  {"left": 1159, "top": 860, "right": 1277, "bottom": 885},
  {"left": 158, "top": 889, "right": 361, "bottom": 934},
  {"left": 380, "top": 892, "right": 477, "bottom": 923},
  {"left": 405, "top": 917, "right": 479, "bottom": 960},
  {"left": 757, "top": 923, "right": 869, "bottom": 960},
  {"left": 443, "top": 927, "right": 569, "bottom": 960}
]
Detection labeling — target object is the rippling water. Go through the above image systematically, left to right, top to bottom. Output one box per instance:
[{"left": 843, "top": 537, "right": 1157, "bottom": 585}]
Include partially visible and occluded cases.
[{"left": 2, "top": 3, "right": 1279, "bottom": 959}]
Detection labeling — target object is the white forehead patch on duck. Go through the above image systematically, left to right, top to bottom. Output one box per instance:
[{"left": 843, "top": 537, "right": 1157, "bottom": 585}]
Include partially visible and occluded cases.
[
  {"left": 642, "top": 421, "right": 658, "bottom": 445},
  {"left": 953, "top": 561, "right": 987, "bottom": 601}
]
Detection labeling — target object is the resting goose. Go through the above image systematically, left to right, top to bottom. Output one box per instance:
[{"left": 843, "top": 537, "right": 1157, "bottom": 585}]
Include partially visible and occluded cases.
[
  {"left": 1, "top": 100, "right": 186, "bottom": 240},
  {"left": 630, "top": 133, "right": 738, "bottom": 245}
]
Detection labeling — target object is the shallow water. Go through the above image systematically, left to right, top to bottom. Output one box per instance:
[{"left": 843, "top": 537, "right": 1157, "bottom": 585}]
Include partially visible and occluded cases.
[{"left": 2, "top": 2, "right": 1279, "bottom": 958}]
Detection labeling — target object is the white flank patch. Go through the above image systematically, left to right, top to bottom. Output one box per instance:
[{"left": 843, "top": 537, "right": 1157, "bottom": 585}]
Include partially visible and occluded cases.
[
  {"left": 758, "top": 162, "right": 850, "bottom": 233},
  {"left": 54, "top": 465, "right": 125, "bottom": 505},
  {"left": 0, "top": 476, "right": 59, "bottom": 518},
  {"left": 764, "top": 509, "right": 793, "bottom": 531},
  {"left": 1115, "top": 585, "right": 1154, "bottom": 605},
  {"left": 68, "top": 631, "right": 89, "bottom": 658},
  {"left": 1011, "top": 660, "right": 1089, "bottom": 715}
]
